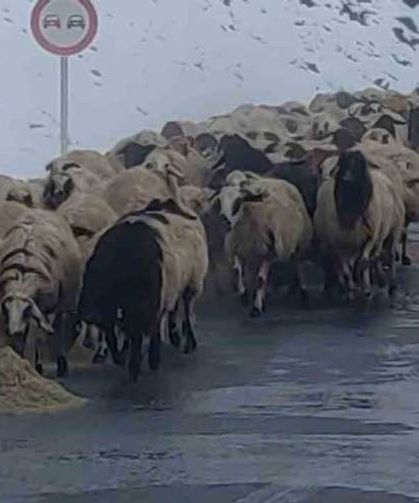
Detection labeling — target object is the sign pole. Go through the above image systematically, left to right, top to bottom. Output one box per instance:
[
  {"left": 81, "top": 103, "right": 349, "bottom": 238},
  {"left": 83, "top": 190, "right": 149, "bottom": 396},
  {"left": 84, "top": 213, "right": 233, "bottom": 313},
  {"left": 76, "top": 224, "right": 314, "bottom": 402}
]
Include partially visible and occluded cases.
[
  {"left": 31, "top": 0, "right": 98, "bottom": 156},
  {"left": 60, "top": 56, "right": 69, "bottom": 155}
]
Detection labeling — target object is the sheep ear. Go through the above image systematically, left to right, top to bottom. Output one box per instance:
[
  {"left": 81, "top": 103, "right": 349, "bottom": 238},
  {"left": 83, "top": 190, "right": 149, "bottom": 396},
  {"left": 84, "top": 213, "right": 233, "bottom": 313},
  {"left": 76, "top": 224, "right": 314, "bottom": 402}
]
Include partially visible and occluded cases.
[
  {"left": 242, "top": 186, "right": 268, "bottom": 202},
  {"left": 29, "top": 300, "right": 54, "bottom": 334}
]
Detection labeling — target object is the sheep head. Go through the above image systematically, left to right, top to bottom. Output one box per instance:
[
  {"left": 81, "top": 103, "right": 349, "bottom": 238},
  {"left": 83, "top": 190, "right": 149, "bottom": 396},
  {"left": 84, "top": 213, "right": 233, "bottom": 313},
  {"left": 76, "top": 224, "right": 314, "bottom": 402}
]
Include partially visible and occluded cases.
[
  {"left": 144, "top": 149, "right": 185, "bottom": 181},
  {"left": 43, "top": 173, "right": 75, "bottom": 209},
  {"left": 217, "top": 180, "right": 268, "bottom": 228},
  {"left": 6, "top": 185, "right": 34, "bottom": 208},
  {"left": 1, "top": 294, "right": 53, "bottom": 355}
]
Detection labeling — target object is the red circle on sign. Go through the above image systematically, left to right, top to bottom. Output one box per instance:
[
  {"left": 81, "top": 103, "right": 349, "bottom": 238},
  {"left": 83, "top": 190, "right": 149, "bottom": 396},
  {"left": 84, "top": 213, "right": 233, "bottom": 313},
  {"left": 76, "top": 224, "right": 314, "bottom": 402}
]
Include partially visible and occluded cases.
[{"left": 31, "top": 0, "right": 98, "bottom": 56}]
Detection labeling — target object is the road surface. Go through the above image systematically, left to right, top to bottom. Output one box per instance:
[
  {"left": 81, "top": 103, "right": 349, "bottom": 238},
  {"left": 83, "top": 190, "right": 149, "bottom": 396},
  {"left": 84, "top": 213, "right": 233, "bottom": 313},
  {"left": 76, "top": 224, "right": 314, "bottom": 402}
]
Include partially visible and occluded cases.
[{"left": 2, "top": 247, "right": 419, "bottom": 502}]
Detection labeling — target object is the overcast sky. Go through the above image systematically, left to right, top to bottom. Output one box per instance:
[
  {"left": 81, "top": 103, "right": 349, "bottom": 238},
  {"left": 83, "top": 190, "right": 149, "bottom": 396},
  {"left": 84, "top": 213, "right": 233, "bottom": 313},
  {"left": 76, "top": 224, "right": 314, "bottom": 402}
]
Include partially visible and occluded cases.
[{"left": 0, "top": 0, "right": 418, "bottom": 178}]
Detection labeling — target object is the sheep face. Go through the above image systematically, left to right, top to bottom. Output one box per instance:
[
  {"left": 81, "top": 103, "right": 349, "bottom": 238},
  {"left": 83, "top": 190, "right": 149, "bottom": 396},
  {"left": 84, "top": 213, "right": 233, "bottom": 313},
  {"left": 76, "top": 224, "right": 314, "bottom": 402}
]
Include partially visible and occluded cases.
[
  {"left": 312, "top": 120, "right": 329, "bottom": 140},
  {"left": 362, "top": 128, "right": 394, "bottom": 145},
  {"left": 145, "top": 150, "right": 184, "bottom": 181},
  {"left": 334, "top": 150, "right": 373, "bottom": 229},
  {"left": 225, "top": 171, "right": 249, "bottom": 187},
  {"left": 43, "top": 173, "right": 75, "bottom": 209},
  {"left": 217, "top": 184, "right": 266, "bottom": 227},
  {"left": 6, "top": 187, "right": 33, "bottom": 208},
  {"left": 1, "top": 295, "right": 53, "bottom": 355}
]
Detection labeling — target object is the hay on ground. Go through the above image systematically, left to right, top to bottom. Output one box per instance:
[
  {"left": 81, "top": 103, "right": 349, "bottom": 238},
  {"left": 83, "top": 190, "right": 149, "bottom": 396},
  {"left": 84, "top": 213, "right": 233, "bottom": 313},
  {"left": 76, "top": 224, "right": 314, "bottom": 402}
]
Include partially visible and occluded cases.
[{"left": 0, "top": 347, "right": 85, "bottom": 413}]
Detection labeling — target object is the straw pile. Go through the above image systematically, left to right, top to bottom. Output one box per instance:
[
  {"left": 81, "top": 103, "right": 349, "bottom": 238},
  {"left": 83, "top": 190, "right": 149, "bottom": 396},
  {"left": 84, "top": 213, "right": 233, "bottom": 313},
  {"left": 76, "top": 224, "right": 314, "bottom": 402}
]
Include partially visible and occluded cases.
[{"left": 0, "top": 347, "right": 84, "bottom": 413}]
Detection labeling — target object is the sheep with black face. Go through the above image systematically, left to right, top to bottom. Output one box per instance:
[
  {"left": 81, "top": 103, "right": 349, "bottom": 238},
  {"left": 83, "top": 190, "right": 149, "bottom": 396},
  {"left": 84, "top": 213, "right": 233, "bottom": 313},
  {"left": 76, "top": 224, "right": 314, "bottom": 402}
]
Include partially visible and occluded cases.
[{"left": 314, "top": 150, "right": 405, "bottom": 299}]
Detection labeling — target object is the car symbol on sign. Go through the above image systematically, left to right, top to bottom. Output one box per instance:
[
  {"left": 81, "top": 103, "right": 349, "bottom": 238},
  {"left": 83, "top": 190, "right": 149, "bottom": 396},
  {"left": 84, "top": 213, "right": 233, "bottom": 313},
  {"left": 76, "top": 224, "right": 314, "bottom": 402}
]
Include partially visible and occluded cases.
[
  {"left": 43, "top": 14, "right": 61, "bottom": 29},
  {"left": 67, "top": 15, "right": 86, "bottom": 30}
]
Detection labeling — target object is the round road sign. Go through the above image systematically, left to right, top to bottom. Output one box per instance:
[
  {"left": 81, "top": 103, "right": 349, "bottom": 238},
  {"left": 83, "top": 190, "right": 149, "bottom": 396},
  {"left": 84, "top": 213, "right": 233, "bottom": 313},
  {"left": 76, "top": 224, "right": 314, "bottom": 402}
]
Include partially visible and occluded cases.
[{"left": 31, "top": 0, "right": 98, "bottom": 56}]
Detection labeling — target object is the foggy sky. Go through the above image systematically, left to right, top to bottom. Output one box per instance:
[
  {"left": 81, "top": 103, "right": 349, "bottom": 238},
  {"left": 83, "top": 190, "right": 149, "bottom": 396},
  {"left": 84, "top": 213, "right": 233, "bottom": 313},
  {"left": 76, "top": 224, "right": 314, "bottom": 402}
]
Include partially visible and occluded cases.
[{"left": 0, "top": 0, "right": 418, "bottom": 177}]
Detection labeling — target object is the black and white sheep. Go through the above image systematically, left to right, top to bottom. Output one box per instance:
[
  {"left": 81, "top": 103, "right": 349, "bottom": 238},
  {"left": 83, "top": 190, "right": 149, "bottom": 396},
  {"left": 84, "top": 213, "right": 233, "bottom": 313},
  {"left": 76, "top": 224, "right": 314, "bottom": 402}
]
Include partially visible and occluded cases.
[
  {"left": 314, "top": 150, "right": 405, "bottom": 299},
  {"left": 78, "top": 199, "right": 208, "bottom": 381}
]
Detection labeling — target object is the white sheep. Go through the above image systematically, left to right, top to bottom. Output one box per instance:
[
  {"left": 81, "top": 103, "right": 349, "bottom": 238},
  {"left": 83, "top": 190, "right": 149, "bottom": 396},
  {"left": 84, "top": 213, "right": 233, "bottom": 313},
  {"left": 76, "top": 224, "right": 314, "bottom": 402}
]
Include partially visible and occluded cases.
[
  {"left": 360, "top": 131, "right": 419, "bottom": 264},
  {"left": 217, "top": 172, "right": 313, "bottom": 316},
  {"left": 0, "top": 209, "right": 82, "bottom": 376}
]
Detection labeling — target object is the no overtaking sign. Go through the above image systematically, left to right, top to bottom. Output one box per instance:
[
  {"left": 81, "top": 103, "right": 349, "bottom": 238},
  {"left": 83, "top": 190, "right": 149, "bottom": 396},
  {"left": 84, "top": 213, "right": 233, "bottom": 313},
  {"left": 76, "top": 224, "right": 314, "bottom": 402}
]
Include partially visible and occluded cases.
[{"left": 31, "top": 0, "right": 98, "bottom": 56}]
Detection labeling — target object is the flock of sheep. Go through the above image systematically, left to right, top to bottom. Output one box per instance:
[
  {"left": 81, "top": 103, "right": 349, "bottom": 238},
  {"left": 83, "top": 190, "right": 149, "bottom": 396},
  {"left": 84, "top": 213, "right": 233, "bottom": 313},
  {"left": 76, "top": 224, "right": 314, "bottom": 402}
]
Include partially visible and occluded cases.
[{"left": 1, "top": 85, "right": 419, "bottom": 382}]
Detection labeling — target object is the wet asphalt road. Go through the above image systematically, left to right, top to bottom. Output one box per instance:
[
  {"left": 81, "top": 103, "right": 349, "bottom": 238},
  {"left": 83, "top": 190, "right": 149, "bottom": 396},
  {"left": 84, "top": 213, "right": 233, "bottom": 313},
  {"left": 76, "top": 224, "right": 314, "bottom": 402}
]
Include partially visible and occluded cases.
[{"left": 3, "top": 246, "right": 419, "bottom": 501}]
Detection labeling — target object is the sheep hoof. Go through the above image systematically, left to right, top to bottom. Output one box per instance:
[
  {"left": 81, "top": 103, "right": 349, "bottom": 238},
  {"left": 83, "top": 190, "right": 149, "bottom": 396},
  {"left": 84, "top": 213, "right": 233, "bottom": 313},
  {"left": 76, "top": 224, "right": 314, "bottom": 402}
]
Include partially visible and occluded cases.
[
  {"left": 402, "top": 255, "right": 412, "bottom": 266},
  {"left": 250, "top": 306, "right": 262, "bottom": 318},
  {"left": 169, "top": 330, "right": 181, "bottom": 349},
  {"left": 183, "top": 334, "right": 197, "bottom": 354},
  {"left": 56, "top": 356, "right": 69, "bottom": 378},
  {"left": 35, "top": 363, "right": 44, "bottom": 376}
]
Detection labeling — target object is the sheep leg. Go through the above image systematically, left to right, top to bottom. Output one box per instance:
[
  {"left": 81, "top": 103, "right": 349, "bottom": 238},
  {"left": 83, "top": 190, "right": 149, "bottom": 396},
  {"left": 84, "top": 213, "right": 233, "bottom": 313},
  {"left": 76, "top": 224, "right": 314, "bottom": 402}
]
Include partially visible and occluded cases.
[
  {"left": 401, "top": 225, "right": 411, "bottom": 266},
  {"left": 382, "top": 233, "right": 398, "bottom": 300},
  {"left": 320, "top": 255, "right": 339, "bottom": 298},
  {"left": 233, "top": 256, "right": 248, "bottom": 305},
  {"left": 387, "top": 257, "right": 398, "bottom": 301},
  {"left": 360, "top": 258, "right": 373, "bottom": 300},
  {"left": 372, "top": 258, "right": 387, "bottom": 289},
  {"left": 250, "top": 260, "right": 270, "bottom": 317},
  {"left": 293, "top": 260, "right": 309, "bottom": 307},
  {"left": 341, "top": 261, "right": 356, "bottom": 301},
  {"left": 182, "top": 290, "right": 197, "bottom": 354},
  {"left": 168, "top": 303, "right": 181, "bottom": 349},
  {"left": 51, "top": 313, "right": 69, "bottom": 378},
  {"left": 78, "top": 321, "right": 92, "bottom": 349},
  {"left": 115, "top": 323, "right": 129, "bottom": 365},
  {"left": 107, "top": 325, "right": 123, "bottom": 365},
  {"left": 148, "top": 327, "right": 161, "bottom": 370},
  {"left": 92, "top": 330, "right": 109, "bottom": 364},
  {"left": 128, "top": 332, "right": 143, "bottom": 382},
  {"left": 35, "top": 339, "right": 44, "bottom": 376}
]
